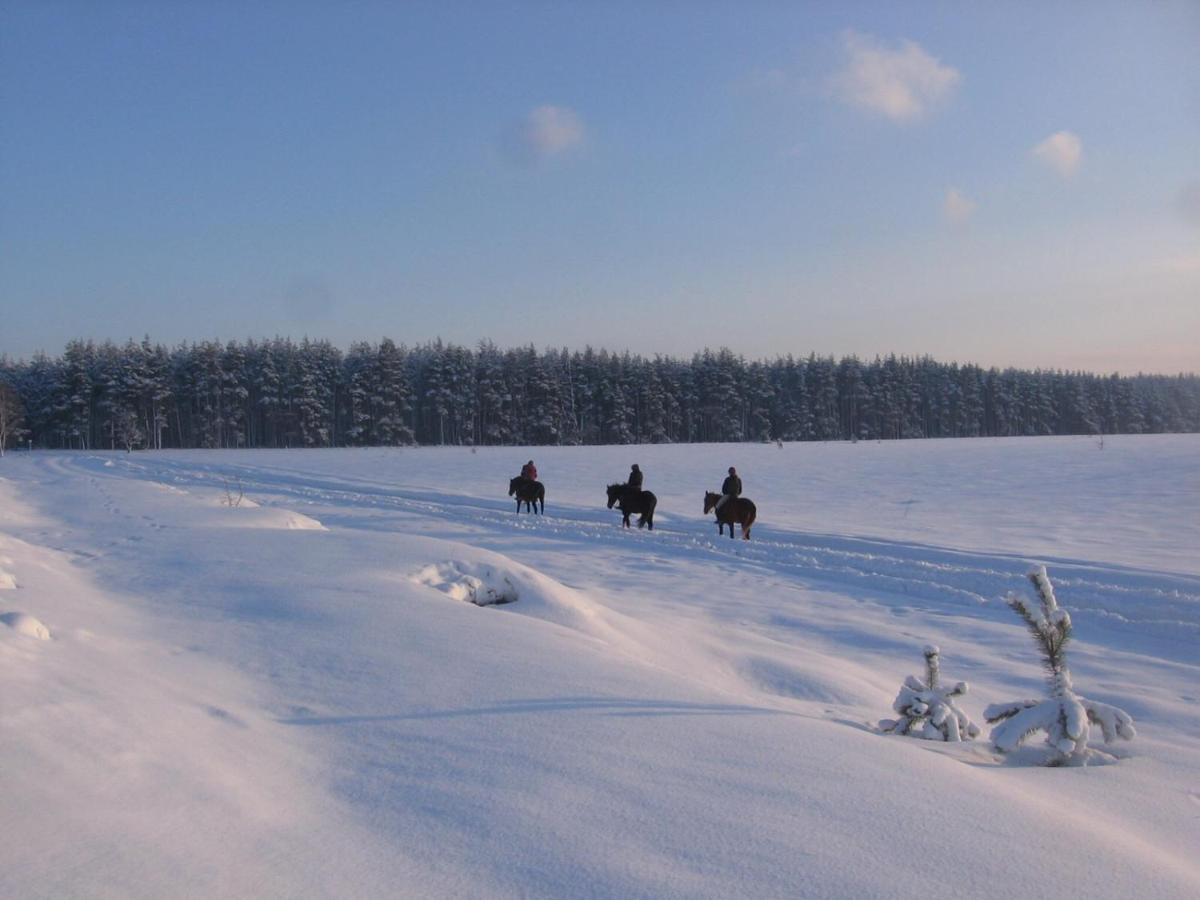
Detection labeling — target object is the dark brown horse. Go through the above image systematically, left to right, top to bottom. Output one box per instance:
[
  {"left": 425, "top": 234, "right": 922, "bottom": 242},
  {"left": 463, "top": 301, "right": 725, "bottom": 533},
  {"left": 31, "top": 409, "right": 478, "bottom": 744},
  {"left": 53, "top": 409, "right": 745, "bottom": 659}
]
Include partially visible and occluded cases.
[
  {"left": 509, "top": 476, "right": 545, "bottom": 514},
  {"left": 607, "top": 483, "right": 657, "bottom": 530},
  {"left": 704, "top": 491, "right": 756, "bottom": 540}
]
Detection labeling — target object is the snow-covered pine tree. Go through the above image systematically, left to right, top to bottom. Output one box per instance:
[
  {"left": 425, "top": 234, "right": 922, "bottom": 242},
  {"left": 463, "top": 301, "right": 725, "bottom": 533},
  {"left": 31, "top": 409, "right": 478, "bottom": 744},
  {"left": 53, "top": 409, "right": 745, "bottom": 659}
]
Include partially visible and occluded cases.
[
  {"left": 0, "top": 376, "right": 27, "bottom": 455},
  {"left": 985, "top": 565, "right": 1136, "bottom": 765},
  {"left": 879, "top": 645, "right": 979, "bottom": 741}
]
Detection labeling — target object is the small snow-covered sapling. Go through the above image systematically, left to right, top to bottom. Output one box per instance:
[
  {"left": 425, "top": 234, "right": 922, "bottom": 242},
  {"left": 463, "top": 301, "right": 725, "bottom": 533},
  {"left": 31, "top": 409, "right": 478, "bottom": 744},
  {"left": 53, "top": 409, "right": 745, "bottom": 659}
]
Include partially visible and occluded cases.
[
  {"left": 985, "top": 565, "right": 1136, "bottom": 766},
  {"left": 880, "top": 644, "right": 979, "bottom": 742}
]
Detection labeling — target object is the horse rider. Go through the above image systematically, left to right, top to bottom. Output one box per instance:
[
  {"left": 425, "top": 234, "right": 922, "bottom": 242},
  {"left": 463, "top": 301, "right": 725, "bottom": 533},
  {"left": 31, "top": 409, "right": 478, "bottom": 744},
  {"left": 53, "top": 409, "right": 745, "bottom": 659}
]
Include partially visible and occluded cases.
[
  {"left": 521, "top": 459, "right": 538, "bottom": 483},
  {"left": 627, "top": 463, "right": 644, "bottom": 495},
  {"left": 716, "top": 466, "right": 741, "bottom": 511}
]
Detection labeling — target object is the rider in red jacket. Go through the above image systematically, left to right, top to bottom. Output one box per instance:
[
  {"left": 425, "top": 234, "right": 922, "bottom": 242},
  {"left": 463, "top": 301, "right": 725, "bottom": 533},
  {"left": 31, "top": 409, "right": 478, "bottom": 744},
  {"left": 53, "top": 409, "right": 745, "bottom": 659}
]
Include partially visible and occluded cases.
[{"left": 521, "top": 460, "right": 538, "bottom": 482}]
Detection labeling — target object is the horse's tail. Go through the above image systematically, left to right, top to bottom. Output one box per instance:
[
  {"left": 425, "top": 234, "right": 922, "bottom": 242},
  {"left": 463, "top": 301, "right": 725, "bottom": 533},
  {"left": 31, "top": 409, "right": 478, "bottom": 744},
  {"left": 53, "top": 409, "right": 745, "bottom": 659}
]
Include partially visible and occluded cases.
[
  {"left": 538, "top": 485, "right": 545, "bottom": 514},
  {"left": 743, "top": 500, "right": 757, "bottom": 540}
]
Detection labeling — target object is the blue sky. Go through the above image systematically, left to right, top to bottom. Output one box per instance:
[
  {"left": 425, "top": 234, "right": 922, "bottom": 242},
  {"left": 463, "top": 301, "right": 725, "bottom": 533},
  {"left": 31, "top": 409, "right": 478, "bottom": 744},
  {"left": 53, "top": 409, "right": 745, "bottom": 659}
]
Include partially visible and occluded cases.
[{"left": 2, "top": 0, "right": 1197, "bottom": 373}]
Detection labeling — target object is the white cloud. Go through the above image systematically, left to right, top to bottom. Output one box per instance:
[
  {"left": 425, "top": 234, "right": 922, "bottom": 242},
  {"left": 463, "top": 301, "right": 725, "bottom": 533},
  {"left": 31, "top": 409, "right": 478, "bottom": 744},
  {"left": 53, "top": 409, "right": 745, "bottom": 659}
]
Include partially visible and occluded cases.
[
  {"left": 832, "top": 31, "right": 960, "bottom": 123},
  {"left": 516, "top": 105, "right": 585, "bottom": 160},
  {"left": 1031, "top": 131, "right": 1082, "bottom": 178},
  {"left": 943, "top": 188, "right": 976, "bottom": 225}
]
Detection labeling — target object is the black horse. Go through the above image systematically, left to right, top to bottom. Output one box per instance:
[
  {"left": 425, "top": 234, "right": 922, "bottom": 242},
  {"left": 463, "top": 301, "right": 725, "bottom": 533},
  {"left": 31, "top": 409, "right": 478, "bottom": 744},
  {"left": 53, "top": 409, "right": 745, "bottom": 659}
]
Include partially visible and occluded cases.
[
  {"left": 509, "top": 476, "right": 545, "bottom": 514},
  {"left": 607, "top": 483, "right": 657, "bottom": 530},
  {"left": 704, "top": 491, "right": 756, "bottom": 540}
]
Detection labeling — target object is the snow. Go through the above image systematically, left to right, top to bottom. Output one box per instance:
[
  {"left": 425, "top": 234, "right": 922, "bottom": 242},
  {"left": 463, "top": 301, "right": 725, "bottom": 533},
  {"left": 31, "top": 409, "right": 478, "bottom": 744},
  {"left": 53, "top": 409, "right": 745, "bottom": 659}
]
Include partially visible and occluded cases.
[
  {"left": 1, "top": 434, "right": 1198, "bottom": 897},
  {"left": 1, "top": 611, "right": 50, "bottom": 640}
]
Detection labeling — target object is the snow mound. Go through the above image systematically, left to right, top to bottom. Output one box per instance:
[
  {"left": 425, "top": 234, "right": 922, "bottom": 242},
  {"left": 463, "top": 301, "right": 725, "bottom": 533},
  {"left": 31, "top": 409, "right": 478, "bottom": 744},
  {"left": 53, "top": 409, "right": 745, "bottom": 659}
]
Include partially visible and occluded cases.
[
  {"left": 218, "top": 507, "right": 326, "bottom": 531},
  {"left": 279, "top": 511, "right": 323, "bottom": 530},
  {"left": 413, "top": 556, "right": 623, "bottom": 644},
  {"left": 415, "top": 561, "right": 519, "bottom": 606},
  {"left": 0, "top": 569, "right": 16, "bottom": 590},
  {"left": 1, "top": 611, "right": 50, "bottom": 640}
]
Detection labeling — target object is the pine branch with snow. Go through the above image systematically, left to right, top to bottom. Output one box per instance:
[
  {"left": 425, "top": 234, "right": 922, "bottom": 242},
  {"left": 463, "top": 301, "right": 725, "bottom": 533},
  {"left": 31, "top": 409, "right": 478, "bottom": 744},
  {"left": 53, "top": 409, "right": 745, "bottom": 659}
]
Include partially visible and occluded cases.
[
  {"left": 985, "top": 566, "right": 1136, "bottom": 765},
  {"left": 879, "top": 645, "right": 979, "bottom": 742}
]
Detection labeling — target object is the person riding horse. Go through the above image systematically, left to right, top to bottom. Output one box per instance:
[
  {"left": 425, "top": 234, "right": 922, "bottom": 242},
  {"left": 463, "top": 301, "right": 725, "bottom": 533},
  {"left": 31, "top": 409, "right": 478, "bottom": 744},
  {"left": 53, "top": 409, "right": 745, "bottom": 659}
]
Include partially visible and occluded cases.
[
  {"left": 510, "top": 461, "right": 545, "bottom": 514},
  {"left": 626, "top": 464, "right": 643, "bottom": 497},
  {"left": 715, "top": 466, "right": 741, "bottom": 512}
]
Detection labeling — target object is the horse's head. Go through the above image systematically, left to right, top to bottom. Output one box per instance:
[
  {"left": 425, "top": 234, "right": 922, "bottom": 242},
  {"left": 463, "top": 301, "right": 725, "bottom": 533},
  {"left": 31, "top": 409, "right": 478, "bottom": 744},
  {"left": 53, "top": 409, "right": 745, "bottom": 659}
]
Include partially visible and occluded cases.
[
  {"left": 509, "top": 477, "right": 520, "bottom": 496},
  {"left": 606, "top": 483, "right": 623, "bottom": 509},
  {"left": 703, "top": 491, "right": 721, "bottom": 514}
]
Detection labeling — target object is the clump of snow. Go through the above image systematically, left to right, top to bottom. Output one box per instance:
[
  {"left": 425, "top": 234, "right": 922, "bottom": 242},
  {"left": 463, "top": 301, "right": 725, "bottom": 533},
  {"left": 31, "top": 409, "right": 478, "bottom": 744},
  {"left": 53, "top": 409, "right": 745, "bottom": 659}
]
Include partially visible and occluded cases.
[
  {"left": 411, "top": 556, "right": 623, "bottom": 646},
  {"left": 415, "top": 561, "right": 519, "bottom": 606},
  {"left": 985, "top": 565, "right": 1136, "bottom": 766},
  {"left": 0, "top": 569, "right": 16, "bottom": 590},
  {"left": 1, "top": 611, "right": 50, "bottom": 640},
  {"left": 879, "top": 644, "right": 979, "bottom": 741}
]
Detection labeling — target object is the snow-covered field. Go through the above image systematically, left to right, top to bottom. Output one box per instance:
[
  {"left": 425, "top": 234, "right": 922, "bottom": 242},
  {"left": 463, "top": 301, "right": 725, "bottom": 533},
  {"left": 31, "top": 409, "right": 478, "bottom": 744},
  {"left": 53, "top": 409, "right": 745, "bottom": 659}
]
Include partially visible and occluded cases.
[{"left": 2, "top": 435, "right": 1198, "bottom": 898}]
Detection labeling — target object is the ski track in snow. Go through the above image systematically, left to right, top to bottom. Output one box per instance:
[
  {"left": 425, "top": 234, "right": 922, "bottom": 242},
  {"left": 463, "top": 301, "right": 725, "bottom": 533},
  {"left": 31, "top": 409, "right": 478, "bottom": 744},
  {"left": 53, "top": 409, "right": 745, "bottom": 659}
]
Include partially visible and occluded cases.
[{"left": 62, "top": 452, "right": 1200, "bottom": 662}]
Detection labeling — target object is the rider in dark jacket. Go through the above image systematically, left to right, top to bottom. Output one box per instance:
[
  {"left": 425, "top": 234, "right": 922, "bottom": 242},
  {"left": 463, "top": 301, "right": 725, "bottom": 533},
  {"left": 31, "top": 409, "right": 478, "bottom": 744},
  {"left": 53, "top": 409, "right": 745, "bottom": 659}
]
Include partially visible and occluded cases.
[
  {"left": 627, "top": 464, "right": 644, "bottom": 493},
  {"left": 716, "top": 467, "right": 741, "bottom": 511}
]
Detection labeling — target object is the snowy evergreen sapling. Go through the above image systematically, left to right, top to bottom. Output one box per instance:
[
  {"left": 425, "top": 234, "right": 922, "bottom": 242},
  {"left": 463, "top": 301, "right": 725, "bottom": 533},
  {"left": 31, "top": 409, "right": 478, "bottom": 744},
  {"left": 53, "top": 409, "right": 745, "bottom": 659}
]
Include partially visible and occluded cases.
[
  {"left": 985, "top": 566, "right": 1135, "bottom": 765},
  {"left": 880, "top": 645, "right": 979, "bottom": 741}
]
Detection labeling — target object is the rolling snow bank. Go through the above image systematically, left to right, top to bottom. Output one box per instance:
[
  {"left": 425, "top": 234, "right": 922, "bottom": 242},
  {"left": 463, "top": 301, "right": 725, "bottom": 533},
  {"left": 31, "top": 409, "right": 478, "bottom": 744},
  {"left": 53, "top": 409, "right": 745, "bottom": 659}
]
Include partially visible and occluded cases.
[
  {"left": 0, "top": 444, "right": 1197, "bottom": 898},
  {"left": 0, "top": 611, "right": 50, "bottom": 640}
]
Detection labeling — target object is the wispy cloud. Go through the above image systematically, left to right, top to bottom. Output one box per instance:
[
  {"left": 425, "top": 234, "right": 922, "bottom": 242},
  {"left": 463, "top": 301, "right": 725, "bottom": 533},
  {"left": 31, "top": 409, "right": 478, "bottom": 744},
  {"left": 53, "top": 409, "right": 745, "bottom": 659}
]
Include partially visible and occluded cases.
[
  {"left": 831, "top": 31, "right": 960, "bottom": 123},
  {"left": 504, "top": 105, "right": 585, "bottom": 164},
  {"left": 1031, "top": 131, "right": 1082, "bottom": 178},
  {"left": 943, "top": 188, "right": 976, "bottom": 225}
]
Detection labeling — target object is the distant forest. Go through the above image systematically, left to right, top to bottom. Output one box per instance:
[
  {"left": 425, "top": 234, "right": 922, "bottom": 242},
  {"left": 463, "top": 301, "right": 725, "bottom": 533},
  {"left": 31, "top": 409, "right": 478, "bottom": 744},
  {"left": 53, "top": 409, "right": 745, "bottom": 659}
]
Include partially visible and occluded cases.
[{"left": 1, "top": 337, "right": 1198, "bottom": 451}]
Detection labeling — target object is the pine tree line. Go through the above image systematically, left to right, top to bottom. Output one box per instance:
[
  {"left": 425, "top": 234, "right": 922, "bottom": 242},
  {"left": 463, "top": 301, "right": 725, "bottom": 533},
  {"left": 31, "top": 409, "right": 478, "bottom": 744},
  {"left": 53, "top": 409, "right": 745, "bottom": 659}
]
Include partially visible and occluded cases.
[{"left": 1, "top": 337, "right": 1197, "bottom": 450}]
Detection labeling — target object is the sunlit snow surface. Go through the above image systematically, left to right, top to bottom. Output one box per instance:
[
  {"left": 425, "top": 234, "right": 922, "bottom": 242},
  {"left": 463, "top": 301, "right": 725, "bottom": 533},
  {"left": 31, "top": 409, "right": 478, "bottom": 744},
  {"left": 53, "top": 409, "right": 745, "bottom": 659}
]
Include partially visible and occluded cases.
[{"left": 1, "top": 435, "right": 1198, "bottom": 898}]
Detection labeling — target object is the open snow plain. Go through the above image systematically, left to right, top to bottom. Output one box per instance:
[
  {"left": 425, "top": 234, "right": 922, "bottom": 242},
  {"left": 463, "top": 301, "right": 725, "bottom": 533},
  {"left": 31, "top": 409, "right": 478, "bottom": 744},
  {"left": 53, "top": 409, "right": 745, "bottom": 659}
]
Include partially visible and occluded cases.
[{"left": 2, "top": 435, "right": 1198, "bottom": 898}]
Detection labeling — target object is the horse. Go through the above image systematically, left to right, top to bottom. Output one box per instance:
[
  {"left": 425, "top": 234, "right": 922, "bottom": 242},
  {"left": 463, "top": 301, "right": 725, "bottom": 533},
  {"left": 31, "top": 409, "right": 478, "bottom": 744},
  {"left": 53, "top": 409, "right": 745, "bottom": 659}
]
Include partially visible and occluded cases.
[
  {"left": 508, "top": 476, "right": 545, "bottom": 514},
  {"left": 607, "top": 483, "right": 657, "bottom": 530},
  {"left": 704, "top": 491, "right": 756, "bottom": 540}
]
